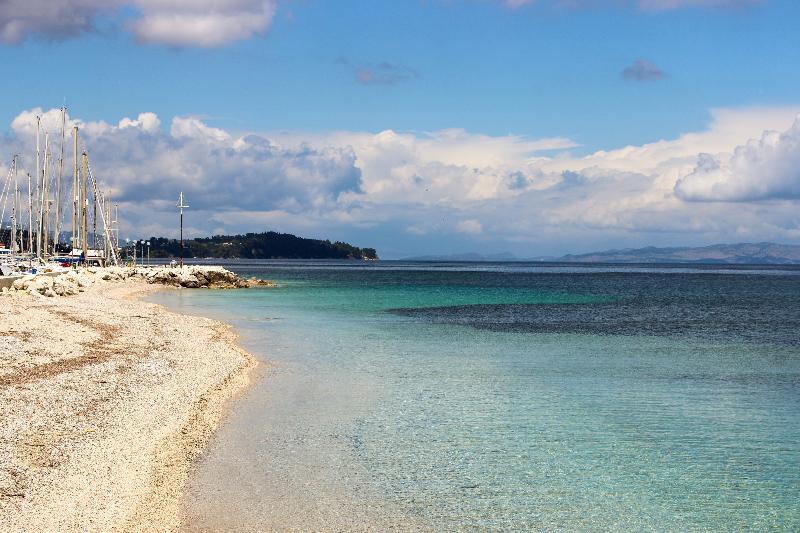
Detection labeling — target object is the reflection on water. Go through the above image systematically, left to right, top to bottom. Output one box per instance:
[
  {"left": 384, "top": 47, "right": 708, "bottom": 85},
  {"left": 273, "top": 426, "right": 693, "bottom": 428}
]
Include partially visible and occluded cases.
[{"left": 150, "top": 261, "right": 800, "bottom": 531}]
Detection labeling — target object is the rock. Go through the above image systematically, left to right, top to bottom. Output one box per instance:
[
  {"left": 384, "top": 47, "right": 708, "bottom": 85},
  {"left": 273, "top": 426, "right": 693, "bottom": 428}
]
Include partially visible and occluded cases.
[
  {"left": 179, "top": 273, "right": 200, "bottom": 288},
  {"left": 12, "top": 275, "right": 36, "bottom": 291},
  {"left": 246, "top": 277, "right": 277, "bottom": 288}
]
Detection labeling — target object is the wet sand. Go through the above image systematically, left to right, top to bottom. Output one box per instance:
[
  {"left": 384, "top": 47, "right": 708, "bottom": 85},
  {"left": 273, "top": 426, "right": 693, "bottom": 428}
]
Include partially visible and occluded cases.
[{"left": 0, "top": 278, "right": 257, "bottom": 531}]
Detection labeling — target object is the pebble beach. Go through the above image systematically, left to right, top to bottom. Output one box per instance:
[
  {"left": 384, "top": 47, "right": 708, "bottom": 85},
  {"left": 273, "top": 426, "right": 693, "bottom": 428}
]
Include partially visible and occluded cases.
[{"left": 0, "top": 267, "right": 258, "bottom": 531}]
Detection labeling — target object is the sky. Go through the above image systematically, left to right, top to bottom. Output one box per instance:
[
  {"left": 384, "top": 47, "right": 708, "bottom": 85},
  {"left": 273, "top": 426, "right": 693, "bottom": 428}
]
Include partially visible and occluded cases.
[{"left": 0, "top": 0, "right": 799, "bottom": 258}]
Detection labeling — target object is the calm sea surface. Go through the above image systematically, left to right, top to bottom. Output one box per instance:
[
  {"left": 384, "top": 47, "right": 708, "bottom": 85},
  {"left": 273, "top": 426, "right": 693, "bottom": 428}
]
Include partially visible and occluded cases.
[{"left": 149, "top": 260, "right": 800, "bottom": 531}]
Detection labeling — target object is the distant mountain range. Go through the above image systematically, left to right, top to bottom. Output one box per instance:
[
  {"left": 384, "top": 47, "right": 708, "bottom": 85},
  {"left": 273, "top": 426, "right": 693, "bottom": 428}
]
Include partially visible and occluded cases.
[
  {"left": 557, "top": 242, "right": 800, "bottom": 264},
  {"left": 404, "top": 243, "right": 800, "bottom": 264}
]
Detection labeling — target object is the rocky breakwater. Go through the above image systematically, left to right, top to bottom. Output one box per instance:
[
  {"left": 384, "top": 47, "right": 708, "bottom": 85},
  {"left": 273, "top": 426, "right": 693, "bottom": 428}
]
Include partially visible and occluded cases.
[
  {"left": 1, "top": 265, "right": 274, "bottom": 297},
  {"left": 138, "top": 265, "right": 259, "bottom": 289}
]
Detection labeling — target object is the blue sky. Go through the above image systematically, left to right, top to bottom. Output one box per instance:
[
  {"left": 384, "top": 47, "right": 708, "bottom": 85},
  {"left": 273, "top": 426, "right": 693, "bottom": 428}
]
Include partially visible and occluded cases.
[{"left": 0, "top": 0, "right": 799, "bottom": 257}]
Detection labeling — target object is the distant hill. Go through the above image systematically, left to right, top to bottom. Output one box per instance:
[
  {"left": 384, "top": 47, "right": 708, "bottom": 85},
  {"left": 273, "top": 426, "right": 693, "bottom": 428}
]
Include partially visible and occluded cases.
[
  {"left": 146, "top": 231, "right": 378, "bottom": 260},
  {"left": 557, "top": 242, "right": 800, "bottom": 264},
  {"left": 402, "top": 243, "right": 800, "bottom": 264},
  {"left": 404, "top": 252, "right": 518, "bottom": 262}
]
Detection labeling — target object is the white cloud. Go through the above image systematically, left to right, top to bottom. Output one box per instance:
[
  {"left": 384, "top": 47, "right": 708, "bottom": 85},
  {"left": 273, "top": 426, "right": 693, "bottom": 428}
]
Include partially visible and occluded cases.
[
  {"left": 0, "top": 0, "right": 276, "bottom": 46},
  {"left": 0, "top": 0, "right": 115, "bottom": 43},
  {"left": 129, "top": 0, "right": 276, "bottom": 47},
  {"left": 119, "top": 112, "right": 161, "bottom": 132},
  {"left": 675, "top": 115, "right": 800, "bottom": 201},
  {"left": 170, "top": 116, "right": 230, "bottom": 141}
]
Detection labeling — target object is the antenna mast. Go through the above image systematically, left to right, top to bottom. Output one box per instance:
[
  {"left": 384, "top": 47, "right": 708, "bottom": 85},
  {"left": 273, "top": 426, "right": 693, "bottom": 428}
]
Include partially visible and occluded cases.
[{"left": 177, "top": 192, "right": 189, "bottom": 268}]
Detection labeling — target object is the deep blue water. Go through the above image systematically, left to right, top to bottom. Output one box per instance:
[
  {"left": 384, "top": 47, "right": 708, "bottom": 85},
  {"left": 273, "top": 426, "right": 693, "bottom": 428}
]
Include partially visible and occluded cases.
[{"left": 151, "top": 260, "right": 800, "bottom": 531}]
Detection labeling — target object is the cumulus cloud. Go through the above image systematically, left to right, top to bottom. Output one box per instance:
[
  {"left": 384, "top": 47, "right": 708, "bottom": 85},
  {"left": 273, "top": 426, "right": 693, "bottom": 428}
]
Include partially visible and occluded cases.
[
  {"left": 0, "top": 0, "right": 276, "bottom": 46},
  {"left": 0, "top": 0, "right": 114, "bottom": 43},
  {"left": 129, "top": 0, "right": 276, "bottom": 47},
  {"left": 621, "top": 59, "right": 666, "bottom": 81},
  {"left": 3, "top": 105, "right": 800, "bottom": 256},
  {"left": 119, "top": 112, "right": 160, "bottom": 132},
  {"left": 675, "top": 115, "right": 800, "bottom": 201}
]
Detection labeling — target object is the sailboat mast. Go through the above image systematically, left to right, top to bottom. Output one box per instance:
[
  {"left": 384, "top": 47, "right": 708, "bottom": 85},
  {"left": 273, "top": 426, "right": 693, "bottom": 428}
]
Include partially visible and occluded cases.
[
  {"left": 54, "top": 107, "right": 66, "bottom": 252},
  {"left": 35, "top": 116, "right": 41, "bottom": 260},
  {"left": 72, "top": 126, "right": 78, "bottom": 252},
  {"left": 42, "top": 133, "right": 50, "bottom": 258},
  {"left": 81, "top": 151, "right": 88, "bottom": 262},
  {"left": 10, "top": 156, "right": 17, "bottom": 261},
  {"left": 92, "top": 170, "right": 97, "bottom": 251},
  {"left": 27, "top": 171, "right": 32, "bottom": 254},
  {"left": 104, "top": 198, "right": 110, "bottom": 260},
  {"left": 114, "top": 203, "right": 119, "bottom": 257}
]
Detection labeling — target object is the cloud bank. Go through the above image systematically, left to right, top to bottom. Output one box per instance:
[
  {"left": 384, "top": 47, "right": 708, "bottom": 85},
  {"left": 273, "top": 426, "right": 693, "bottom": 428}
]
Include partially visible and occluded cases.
[{"left": 2, "top": 105, "right": 799, "bottom": 256}]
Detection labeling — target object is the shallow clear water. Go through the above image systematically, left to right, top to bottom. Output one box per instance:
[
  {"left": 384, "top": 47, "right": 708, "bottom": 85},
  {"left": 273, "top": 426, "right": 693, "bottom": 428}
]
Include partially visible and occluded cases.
[{"left": 150, "top": 261, "right": 800, "bottom": 531}]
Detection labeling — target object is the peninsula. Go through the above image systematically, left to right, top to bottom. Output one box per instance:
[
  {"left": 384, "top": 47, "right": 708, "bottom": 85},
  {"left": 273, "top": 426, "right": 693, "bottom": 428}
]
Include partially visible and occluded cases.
[{"left": 146, "top": 231, "right": 378, "bottom": 260}]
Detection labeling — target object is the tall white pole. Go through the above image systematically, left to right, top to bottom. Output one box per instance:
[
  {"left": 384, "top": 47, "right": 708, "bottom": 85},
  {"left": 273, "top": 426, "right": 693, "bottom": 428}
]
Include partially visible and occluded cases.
[
  {"left": 54, "top": 107, "right": 66, "bottom": 251},
  {"left": 35, "top": 116, "right": 41, "bottom": 260},
  {"left": 72, "top": 126, "right": 78, "bottom": 253},
  {"left": 43, "top": 133, "right": 51, "bottom": 257},
  {"left": 81, "top": 151, "right": 88, "bottom": 263},
  {"left": 10, "top": 156, "right": 17, "bottom": 261},
  {"left": 27, "top": 172, "right": 32, "bottom": 254}
]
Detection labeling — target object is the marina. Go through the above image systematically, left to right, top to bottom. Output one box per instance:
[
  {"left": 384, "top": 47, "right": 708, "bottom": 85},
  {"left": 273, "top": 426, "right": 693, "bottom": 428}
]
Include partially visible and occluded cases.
[{"left": 0, "top": 108, "right": 120, "bottom": 277}]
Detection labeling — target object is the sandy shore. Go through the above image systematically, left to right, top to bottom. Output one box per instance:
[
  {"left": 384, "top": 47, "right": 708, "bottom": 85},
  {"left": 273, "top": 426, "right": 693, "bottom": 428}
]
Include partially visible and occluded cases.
[{"left": 0, "top": 277, "right": 257, "bottom": 531}]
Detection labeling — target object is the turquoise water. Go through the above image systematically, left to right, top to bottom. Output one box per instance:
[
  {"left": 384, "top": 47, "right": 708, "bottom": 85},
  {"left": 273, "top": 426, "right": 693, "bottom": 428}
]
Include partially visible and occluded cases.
[{"left": 152, "top": 261, "right": 800, "bottom": 531}]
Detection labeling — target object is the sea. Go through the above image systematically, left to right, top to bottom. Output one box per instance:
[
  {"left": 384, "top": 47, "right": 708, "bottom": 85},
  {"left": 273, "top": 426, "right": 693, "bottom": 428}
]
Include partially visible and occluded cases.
[{"left": 148, "top": 260, "right": 800, "bottom": 531}]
